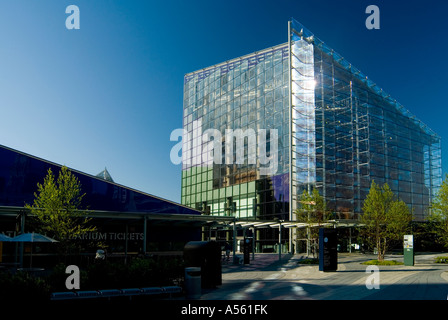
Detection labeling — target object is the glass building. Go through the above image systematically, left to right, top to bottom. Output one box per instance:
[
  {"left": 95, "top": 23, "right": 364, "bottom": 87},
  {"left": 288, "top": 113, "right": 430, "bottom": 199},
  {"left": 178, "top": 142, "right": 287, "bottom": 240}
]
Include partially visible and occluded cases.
[{"left": 181, "top": 19, "right": 442, "bottom": 251}]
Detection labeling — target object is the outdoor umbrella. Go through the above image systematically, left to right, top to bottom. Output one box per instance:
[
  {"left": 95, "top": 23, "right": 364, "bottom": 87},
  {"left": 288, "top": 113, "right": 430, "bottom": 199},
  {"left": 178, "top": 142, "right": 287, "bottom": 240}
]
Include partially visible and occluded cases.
[
  {"left": 10, "top": 232, "right": 58, "bottom": 268},
  {"left": 0, "top": 234, "right": 11, "bottom": 242}
]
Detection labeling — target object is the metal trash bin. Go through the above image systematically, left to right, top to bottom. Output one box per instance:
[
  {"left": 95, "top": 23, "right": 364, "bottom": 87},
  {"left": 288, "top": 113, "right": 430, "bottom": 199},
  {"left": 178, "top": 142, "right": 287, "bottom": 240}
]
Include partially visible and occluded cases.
[
  {"left": 184, "top": 241, "right": 222, "bottom": 289},
  {"left": 184, "top": 267, "right": 201, "bottom": 299}
]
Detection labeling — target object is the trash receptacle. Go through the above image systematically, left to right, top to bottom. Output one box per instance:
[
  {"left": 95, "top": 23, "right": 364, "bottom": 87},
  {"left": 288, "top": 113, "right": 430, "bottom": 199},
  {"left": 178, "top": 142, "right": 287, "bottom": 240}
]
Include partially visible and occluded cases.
[
  {"left": 184, "top": 241, "right": 222, "bottom": 289},
  {"left": 184, "top": 267, "right": 201, "bottom": 299}
]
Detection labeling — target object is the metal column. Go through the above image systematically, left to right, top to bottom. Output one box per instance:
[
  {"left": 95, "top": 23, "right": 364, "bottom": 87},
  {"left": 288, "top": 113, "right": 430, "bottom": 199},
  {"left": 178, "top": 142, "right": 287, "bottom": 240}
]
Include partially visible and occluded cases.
[
  {"left": 143, "top": 216, "right": 147, "bottom": 253},
  {"left": 233, "top": 220, "right": 238, "bottom": 264},
  {"left": 278, "top": 221, "right": 282, "bottom": 261}
]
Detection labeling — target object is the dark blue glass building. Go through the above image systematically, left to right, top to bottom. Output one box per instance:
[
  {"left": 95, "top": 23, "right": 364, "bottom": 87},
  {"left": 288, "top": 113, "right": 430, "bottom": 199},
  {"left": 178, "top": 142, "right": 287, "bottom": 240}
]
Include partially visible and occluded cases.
[{"left": 0, "top": 144, "right": 202, "bottom": 257}]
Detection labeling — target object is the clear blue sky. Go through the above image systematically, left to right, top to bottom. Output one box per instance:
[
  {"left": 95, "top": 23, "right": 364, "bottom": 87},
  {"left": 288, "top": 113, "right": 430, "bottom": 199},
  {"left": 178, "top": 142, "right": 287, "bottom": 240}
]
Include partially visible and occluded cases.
[{"left": 0, "top": 0, "right": 446, "bottom": 203}]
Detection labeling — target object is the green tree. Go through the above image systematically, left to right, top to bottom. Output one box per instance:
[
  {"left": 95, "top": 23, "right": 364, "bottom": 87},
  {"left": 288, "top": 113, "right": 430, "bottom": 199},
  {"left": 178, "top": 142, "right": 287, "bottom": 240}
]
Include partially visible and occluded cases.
[
  {"left": 25, "top": 166, "right": 96, "bottom": 258},
  {"left": 427, "top": 174, "right": 448, "bottom": 248},
  {"left": 360, "top": 181, "right": 412, "bottom": 261},
  {"left": 295, "top": 188, "right": 331, "bottom": 257}
]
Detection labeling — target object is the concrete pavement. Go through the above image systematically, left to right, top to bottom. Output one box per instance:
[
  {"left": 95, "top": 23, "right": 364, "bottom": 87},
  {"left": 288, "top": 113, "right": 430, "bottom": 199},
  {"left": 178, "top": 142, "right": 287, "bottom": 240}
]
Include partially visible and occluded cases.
[{"left": 200, "top": 252, "right": 448, "bottom": 300}]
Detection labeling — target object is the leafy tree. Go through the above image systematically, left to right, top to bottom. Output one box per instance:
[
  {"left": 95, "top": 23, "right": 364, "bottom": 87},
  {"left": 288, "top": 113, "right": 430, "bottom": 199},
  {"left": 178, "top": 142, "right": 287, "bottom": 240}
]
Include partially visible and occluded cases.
[
  {"left": 25, "top": 166, "right": 96, "bottom": 258},
  {"left": 427, "top": 174, "right": 448, "bottom": 248},
  {"left": 360, "top": 181, "right": 412, "bottom": 261},
  {"left": 295, "top": 188, "right": 331, "bottom": 257}
]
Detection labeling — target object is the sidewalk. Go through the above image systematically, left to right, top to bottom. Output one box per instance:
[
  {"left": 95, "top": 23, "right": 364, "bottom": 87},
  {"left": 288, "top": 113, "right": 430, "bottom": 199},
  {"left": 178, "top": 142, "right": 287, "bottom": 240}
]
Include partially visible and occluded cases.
[{"left": 200, "top": 252, "right": 448, "bottom": 300}]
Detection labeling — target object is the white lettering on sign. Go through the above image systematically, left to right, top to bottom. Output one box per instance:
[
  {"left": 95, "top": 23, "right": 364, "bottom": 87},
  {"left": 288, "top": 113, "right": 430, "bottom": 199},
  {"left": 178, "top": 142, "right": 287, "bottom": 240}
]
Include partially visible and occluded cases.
[{"left": 71, "top": 232, "right": 144, "bottom": 241}]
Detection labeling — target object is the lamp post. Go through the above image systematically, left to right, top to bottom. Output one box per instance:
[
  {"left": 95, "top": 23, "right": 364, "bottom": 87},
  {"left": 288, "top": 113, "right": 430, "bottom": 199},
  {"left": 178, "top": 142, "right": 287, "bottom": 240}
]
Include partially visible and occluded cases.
[
  {"left": 233, "top": 219, "right": 238, "bottom": 265},
  {"left": 278, "top": 220, "right": 284, "bottom": 261}
]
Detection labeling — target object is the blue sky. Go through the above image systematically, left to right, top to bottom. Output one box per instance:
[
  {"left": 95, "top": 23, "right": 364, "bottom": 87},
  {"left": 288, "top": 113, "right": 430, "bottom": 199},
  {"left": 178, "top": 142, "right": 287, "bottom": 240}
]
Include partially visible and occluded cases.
[{"left": 0, "top": 0, "right": 447, "bottom": 202}]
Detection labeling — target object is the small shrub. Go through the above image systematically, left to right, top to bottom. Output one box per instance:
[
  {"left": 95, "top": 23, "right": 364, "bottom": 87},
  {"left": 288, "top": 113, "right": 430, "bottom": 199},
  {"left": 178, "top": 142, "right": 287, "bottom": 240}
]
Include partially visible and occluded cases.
[
  {"left": 80, "top": 256, "right": 185, "bottom": 290},
  {"left": 435, "top": 256, "right": 448, "bottom": 263},
  {"left": 298, "top": 258, "right": 319, "bottom": 265},
  {"left": 84, "top": 260, "right": 127, "bottom": 289},
  {"left": 362, "top": 260, "right": 403, "bottom": 265},
  {"left": 0, "top": 271, "right": 50, "bottom": 302}
]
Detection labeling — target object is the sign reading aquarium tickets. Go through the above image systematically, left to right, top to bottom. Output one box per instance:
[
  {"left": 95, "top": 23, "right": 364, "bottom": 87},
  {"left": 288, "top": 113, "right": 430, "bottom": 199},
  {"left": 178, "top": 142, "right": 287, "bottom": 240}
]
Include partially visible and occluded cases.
[{"left": 403, "top": 235, "right": 414, "bottom": 266}]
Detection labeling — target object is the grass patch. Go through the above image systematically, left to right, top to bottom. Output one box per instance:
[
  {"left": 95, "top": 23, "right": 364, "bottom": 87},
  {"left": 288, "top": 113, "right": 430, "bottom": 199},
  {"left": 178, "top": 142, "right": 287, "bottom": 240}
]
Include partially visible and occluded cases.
[
  {"left": 435, "top": 256, "right": 448, "bottom": 263},
  {"left": 298, "top": 258, "right": 319, "bottom": 265},
  {"left": 362, "top": 260, "right": 403, "bottom": 266}
]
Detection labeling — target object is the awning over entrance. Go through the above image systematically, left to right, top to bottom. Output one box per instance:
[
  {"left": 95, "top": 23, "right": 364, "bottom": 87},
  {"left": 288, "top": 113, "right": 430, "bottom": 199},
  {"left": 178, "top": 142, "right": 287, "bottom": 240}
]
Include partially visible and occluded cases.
[
  {"left": 0, "top": 206, "right": 362, "bottom": 230},
  {"left": 0, "top": 206, "right": 363, "bottom": 263}
]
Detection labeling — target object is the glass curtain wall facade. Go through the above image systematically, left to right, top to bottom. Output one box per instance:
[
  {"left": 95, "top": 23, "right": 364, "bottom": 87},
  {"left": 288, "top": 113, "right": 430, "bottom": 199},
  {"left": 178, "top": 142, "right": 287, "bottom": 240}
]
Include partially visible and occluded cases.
[
  {"left": 182, "top": 18, "right": 442, "bottom": 248},
  {"left": 289, "top": 19, "right": 441, "bottom": 221},
  {"left": 182, "top": 44, "right": 291, "bottom": 227}
]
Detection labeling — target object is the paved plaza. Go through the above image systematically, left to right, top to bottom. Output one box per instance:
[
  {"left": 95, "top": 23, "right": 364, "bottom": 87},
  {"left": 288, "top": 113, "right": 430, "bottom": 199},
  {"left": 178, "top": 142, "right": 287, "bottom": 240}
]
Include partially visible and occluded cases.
[{"left": 200, "top": 252, "right": 448, "bottom": 300}]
